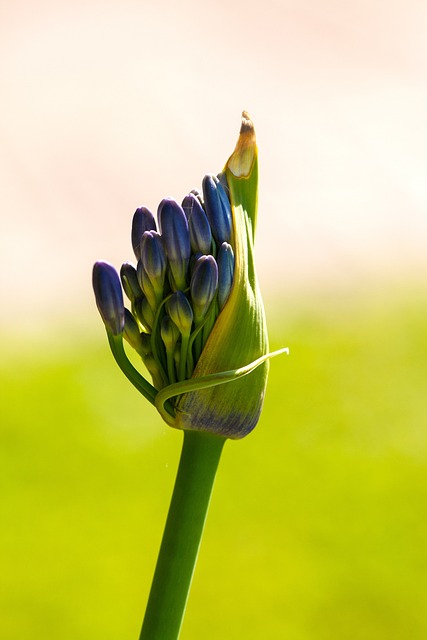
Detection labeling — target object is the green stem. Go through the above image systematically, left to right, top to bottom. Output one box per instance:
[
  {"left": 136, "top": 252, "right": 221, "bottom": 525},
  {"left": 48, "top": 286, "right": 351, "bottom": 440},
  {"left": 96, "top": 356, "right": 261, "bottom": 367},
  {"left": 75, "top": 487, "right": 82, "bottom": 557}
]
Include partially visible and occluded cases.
[
  {"left": 107, "top": 332, "right": 157, "bottom": 404},
  {"left": 107, "top": 332, "right": 176, "bottom": 418},
  {"left": 178, "top": 333, "right": 190, "bottom": 382},
  {"left": 166, "top": 350, "right": 177, "bottom": 385},
  {"left": 139, "top": 430, "right": 226, "bottom": 640}
]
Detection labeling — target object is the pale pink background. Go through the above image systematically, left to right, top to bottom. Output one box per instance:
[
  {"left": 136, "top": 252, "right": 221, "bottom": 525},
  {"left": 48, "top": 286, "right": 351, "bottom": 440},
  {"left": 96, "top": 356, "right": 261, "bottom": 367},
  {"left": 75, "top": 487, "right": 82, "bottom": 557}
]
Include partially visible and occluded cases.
[{"left": 1, "top": 0, "right": 426, "bottom": 331}]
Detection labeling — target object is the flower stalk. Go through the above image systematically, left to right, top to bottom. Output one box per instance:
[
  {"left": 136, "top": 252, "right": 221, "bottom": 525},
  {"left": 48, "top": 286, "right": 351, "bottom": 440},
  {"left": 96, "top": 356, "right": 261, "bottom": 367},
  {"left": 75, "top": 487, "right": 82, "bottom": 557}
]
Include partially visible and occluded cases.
[{"left": 139, "top": 430, "right": 225, "bottom": 640}]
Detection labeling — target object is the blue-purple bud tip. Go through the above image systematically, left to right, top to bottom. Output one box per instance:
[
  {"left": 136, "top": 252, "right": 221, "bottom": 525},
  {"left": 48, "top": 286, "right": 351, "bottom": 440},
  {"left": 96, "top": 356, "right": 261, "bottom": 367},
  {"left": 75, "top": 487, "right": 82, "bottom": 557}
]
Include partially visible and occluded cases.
[
  {"left": 202, "top": 175, "right": 232, "bottom": 245},
  {"left": 184, "top": 194, "right": 212, "bottom": 255},
  {"left": 158, "top": 198, "right": 191, "bottom": 289},
  {"left": 158, "top": 198, "right": 191, "bottom": 262},
  {"left": 131, "top": 206, "right": 156, "bottom": 259},
  {"left": 140, "top": 230, "right": 167, "bottom": 283},
  {"left": 217, "top": 242, "right": 235, "bottom": 308},
  {"left": 190, "top": 255, "right": 218, "bottom": 321},
  {"left": 93, "top": 262, "right": 125, "bottom": 335},
  {"left": 120, "top": 262, "right": 143, "bottom": 302},
  {"left": 167, "top": 291, "right": 193, "bottom": 336},
  {"left": 123, "top": 308, "right": 143, "bottom": 352},
  {"left": 160, "top": 314, "right": 180, "bottom": 352}
]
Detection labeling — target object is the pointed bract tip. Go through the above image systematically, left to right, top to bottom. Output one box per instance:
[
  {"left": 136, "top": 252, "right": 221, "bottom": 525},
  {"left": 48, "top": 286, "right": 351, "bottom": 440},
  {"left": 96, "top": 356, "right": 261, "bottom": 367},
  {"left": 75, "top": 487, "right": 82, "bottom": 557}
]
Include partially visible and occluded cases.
[
  {"left": 240, "top": 110, "right": 254, "bottom": 134},
  {"left": 226, "top": 111, "right": 257, "bottom": 178}
]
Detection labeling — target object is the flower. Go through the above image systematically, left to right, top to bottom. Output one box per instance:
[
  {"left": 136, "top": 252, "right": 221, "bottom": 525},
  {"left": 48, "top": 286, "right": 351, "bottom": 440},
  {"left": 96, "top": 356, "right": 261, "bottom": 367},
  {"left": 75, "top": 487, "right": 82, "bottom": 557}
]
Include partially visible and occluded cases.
[{"left": 93, "top": 112, "right": 287, "bottom": 438}]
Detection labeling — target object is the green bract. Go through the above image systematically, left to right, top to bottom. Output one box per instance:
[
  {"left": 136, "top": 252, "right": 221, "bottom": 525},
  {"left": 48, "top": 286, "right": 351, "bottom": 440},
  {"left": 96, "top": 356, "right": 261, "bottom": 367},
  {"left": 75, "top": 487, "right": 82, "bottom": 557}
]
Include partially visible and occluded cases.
[{"left": 93, "top": 112, "right": 287, "bottom": 439}]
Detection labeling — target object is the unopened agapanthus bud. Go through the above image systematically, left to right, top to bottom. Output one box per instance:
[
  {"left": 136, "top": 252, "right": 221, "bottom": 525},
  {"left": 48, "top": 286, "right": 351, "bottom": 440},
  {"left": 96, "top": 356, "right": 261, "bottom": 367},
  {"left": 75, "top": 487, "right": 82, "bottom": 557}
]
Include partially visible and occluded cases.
[
  {"left": 93, "top": 112, "right": 287, "bottom": 439},
  {"left": 216, "top": 172, "right": 230, "bottom": 199},
  {"left": 202, "top": 175, "right": 232, "bottom": 245},
  {"left": 182, "top": 189, "right": 204, "bottom": 214},
  {"left": 193, "top": 189, "right": 205, "bottom": 208},
  {"left": 181, "top": 194, "right": 194, "bottom": 219},
  {"left": 184, "top": 194, "right": 212, "bottom": 255},
  {"left": 158, "top": 198, "right": 191, "bottom": 290},
  {"left": 131, "top": 206, "right": 156, "bottom": 259},
  {"left": 141, "top": 230, "right": 167, "bottom": 301},
  {"left": 141, "top": 231, "right": 166, "bottom": 279},
  {"left": 217, "top": 242, "right": 235, "bottom": 309},
  {"left": 189, "top": 251, "right": 203, "bottom": 273},
  {"left": 190, "top": 255, "right": 218, "bottom": 324},
  {"left": 137, "top": 258, "right": 153, "bottom": 296},
  {"left": 93, "top": 262, "right": 125, "bottom": 335},
  {"left": 120, "top": 262, "right": 143, "bottom": 303},
  {"left": 166, "top": 291, "right": 193, "bottom": 337},
  {"left": 167, "top": 291, "right": 194, "bottom": 382},
  {"left": 139, "top": 296, "right": 155, "bottom": 332},
  {"left": 123, "top": 308, "right": 144, "bottom": 354},
  {"left": 160, "top": 314, "right": 180, "bottom": 353},
  {"left": 160, "top": 315, "right": 181, "bottom": 384},
  {"left": 139, "top": 332, "right": 152, "bottom": 357}
]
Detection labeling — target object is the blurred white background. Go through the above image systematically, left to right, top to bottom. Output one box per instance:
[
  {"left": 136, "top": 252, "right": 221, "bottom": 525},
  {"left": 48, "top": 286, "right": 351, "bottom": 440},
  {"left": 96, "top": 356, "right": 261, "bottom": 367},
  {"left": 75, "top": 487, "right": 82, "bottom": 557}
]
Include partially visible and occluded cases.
[{"left": 1, "top": 0, "right": 426, "bottom": 332}]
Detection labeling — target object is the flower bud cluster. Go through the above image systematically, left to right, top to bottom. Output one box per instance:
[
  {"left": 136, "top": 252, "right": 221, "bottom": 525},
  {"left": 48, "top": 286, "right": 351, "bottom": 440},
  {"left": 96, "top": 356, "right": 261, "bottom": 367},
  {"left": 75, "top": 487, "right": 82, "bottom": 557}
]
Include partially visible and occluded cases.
[{"left": 94, "top": 173, "right": 235, "bottom": 392}]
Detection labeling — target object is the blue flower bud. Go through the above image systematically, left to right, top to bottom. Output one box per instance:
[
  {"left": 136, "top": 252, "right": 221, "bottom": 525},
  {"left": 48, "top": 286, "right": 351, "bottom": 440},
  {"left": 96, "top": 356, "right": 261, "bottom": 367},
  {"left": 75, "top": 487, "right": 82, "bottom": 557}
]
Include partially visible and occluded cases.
[
  {"left": 216, "top": 172, "right": 231, "bottom": 199},
  {"left": 202, "top": 174, "right": 232, "bottom": 245},
  {"left": 191, "top": 188, "right": 203, "bottom": 200},
  {"left": 182, "top": 189, "right": 204, "bottom": 215},
  {"left": 182, "top": 192, "right": 204, "bottom": 217},
  {"left": 181, "top": 194, "right": 194, "bottom": 219},
  {"left": 183, "top": 194, "right": 212, "bottom": 255},
  {"left": 158, "top": 198, "right": 191, "bottom": 290},
  {"left": 131, "top": 206, "right": 156, "bottom": 259},
  {"left": 140, "top": 230, "right": 167, "bottom": 295},
  {"left": 217, "top": 242, "right": 235, "bottom": 309},
  {"left": 136, "top": 255, "right": 165, "bottom": 315},
  {"left": 190, "top": 255, "right": 218, "bottom": 323},
  {"left": 136, "top": 260, "right": 157, "bottom": 310},
  {"left": 92, "top": 261, "right": 125, "bottom": 335},
  {"left": 120, "top": 262, "right": 143, "bottom": 302},
  {"left": 166, "top": 291, "right": 193, "bottom": 337},
  {"left": 134, "top": 295, "right": 155, "bottom": 332},
  {"left": 141, "top": 297, "right": 155, "bottom": 331},
  {"left": 123, "top": 308, "right": 144, "bottom": 353},
  {"left": 160, "top": 314, "right": 180, "bottom": 353},
  {"left": 139, "top": 332, "right": 152, "bottom": 357}
]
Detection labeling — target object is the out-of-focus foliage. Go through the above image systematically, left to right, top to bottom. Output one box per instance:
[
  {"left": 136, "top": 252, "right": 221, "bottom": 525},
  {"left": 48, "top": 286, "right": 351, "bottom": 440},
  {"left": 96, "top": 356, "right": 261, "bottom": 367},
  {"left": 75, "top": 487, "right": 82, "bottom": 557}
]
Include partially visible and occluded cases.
[{"left": 1, "top": 287, "right": 427, "bottom": 639}]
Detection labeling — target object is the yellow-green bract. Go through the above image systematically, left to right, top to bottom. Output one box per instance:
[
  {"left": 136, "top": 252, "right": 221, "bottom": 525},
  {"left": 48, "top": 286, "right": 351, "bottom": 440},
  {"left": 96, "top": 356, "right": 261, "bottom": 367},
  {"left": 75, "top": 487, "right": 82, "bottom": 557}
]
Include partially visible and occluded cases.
[{"left": 173, "top": 114, "right": 266, "bottom": 437}]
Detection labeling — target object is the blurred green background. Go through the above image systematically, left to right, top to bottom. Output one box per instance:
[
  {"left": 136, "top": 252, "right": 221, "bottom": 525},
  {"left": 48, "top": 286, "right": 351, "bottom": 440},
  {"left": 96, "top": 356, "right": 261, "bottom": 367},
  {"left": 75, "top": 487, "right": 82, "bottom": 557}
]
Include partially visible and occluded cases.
[
  {"left": 2, "top": 1, "right": 427, "bottom": 637},
  {"left": 2, "top": 284, "right": 426, "bottom": 639}
]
